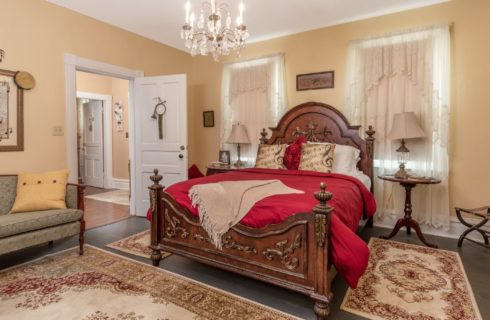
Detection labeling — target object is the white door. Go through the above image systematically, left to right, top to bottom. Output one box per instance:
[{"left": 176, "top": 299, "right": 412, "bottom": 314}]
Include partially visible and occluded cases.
[
  {"left": 134, "top": 74, "right": 188, "bottom": 216},
  {"left": 83, "top": 100, "right": 104, "bottom": 188}
]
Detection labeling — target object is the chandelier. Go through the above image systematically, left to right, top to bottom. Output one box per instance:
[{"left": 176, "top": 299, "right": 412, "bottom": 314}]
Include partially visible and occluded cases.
[{"left": 181, "top": 0, "right": 249, "bottom": 61}]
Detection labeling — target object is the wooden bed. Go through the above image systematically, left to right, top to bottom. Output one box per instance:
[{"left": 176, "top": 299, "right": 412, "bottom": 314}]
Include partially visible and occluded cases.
[{"left": 148, "top": 102, "right": 375, "bottom": 319}]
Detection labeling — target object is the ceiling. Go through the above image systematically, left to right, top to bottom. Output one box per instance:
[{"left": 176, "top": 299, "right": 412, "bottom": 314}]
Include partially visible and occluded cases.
[{"left": 47, "top": 0, "right": 448, "bottom": 52}]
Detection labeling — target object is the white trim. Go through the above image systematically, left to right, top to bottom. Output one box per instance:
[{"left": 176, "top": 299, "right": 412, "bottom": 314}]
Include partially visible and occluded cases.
[
  {"left": 64, "top": 54, "right": 143, "bottom": 216},
  {"left": 76, "top": 91, "right": 113, "bottom": 189},
  {"left": 112, "top": 178, "right": 130, "bottom": 190},
  {"left": 374, "top": 214, "right": 487, "bottom": 242}
]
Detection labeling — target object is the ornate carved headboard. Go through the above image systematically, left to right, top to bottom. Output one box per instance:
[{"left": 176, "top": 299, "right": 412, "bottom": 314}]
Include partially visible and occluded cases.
[{"left": 259, "top": 102, "right": 375, "bottom": 187}]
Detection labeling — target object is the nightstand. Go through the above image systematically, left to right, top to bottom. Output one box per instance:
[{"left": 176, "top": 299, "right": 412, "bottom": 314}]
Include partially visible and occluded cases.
[
  {"left": 206, "top": 165, "right": 251, "bottom": 176},
  {"left": 378, "top": 175, "right": 441, "bottom": 248}
]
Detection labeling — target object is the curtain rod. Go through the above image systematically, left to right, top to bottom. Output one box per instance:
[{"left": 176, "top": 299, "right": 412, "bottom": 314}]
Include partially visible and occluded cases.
[
  {"left": 350, "top": 23, "right": 453, "bottom": 44},
  {"left": 221, "top": 52, "right": 285, "bottom": 66}
]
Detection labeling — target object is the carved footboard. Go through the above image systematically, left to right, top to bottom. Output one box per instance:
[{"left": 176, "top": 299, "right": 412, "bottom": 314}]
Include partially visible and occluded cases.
[{"left": 148, "top": 169, "right": 334, "bottom": 319}]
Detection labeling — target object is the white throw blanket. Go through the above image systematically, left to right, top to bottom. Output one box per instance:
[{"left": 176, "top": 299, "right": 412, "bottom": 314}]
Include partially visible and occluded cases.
[{"left": 189, "top": 180, "right": 304, "bottom": 249}]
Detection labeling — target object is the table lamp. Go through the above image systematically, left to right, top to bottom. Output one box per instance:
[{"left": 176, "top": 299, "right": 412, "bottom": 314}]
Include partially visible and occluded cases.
[
  {"left": 387, "top": 112, "right": 426, "bottom": 179},
  {"left": 226, "top": 123, "right": 251, "bottom": 167}
]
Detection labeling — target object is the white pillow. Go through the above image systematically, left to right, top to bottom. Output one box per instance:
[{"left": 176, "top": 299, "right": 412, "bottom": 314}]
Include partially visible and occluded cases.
[{"left": 307, "top": 142, "right": 360, "bottom": 174}]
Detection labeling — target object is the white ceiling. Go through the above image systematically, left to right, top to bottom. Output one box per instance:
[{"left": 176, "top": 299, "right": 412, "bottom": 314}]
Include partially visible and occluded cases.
[{"left": 47, "top": 0, "right": 448, "bottom": 52}]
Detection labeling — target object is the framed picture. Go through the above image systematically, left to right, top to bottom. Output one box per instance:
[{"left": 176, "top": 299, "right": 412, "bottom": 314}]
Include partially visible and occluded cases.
[
  {"left": 0, "top": 69, "right": 24, "bottom": 151},
  {"left": 296, "top": 71, "right": 334, "bottom": 91},
  {"left": 203, "top": 110, "right": 214, "bottom": 127},
  {"left": 219, "top": 150, "right": 231, "bottom": 165}
]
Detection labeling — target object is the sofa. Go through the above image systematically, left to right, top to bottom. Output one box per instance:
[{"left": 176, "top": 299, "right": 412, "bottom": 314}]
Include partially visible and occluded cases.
[{"left": 0, "top": 175, "right": 85, "bottom": 256}]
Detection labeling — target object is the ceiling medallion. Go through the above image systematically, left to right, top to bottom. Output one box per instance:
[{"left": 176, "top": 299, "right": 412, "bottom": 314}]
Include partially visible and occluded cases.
[{"left": 181, "top": 0, "right": 249, "bottom": 61}]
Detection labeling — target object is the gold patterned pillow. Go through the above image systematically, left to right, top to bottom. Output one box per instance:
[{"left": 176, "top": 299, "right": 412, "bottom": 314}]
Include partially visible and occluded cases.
[
  {"left": 298, "top": 143, "right": 336, "bottom": 173},
  {"left": 255, "top": 144, "right": 287, "bottom": 169}
]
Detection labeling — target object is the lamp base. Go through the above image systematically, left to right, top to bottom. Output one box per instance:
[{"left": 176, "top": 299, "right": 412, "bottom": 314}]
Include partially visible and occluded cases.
[
  {"left": 234, "top": 159, "right": 245, "bottom": 168},
  {"left": 394, "top": 163, "right": 409, "bottom": 179}
]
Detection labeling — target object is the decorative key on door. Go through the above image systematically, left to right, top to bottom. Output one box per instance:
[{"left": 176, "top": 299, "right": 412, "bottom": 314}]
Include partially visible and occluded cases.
[{"left": 151, "top": 97, "right": 167, "bottom": 140}]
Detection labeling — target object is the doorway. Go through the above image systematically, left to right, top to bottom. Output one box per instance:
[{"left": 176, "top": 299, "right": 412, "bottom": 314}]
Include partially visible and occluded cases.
[
  {"left": 65, "top": 54, "right": 188, "bottom": 220},
  {"left": 75, "top": 71, "right": 131, "bottom": 228}
]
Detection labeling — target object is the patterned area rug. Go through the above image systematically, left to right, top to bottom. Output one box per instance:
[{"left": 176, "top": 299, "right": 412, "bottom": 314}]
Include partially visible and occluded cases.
[
  {"left": 85, "top": 189, "right": 130, "bottom": 206},
  {"left": 106, "top": 230, "right": 171, "bottom": 260},
  {"left": 341, "top": 238, "right": 482, "bottom": 320},
  {"left": 0, "top": 245, "right": 298, "bottom": 320}
]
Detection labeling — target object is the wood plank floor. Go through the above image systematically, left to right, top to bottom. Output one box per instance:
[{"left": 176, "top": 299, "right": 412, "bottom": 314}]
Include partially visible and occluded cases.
[
  {"left": 83, "top": 186, "right": 130, "bottom": 229},
  {"left": 1, "top": 218, "right": 488, "bottom": 319}
]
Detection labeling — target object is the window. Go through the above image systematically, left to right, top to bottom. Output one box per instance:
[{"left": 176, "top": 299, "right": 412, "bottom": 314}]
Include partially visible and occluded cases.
[
  {"left": 344, "top": 25, "right": 451, "bottom": 228},
  {"left": 221, "top": 54, "right": 287, "bottom": 164}
]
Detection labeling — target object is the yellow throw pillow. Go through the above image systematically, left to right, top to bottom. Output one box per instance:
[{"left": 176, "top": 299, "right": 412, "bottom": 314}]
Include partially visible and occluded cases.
[
  {"left": 299, "top": 143, "right": 336, "bottom": 173},
  {"left": 10, "top": 170, "right": 69, "bottom": 213}
]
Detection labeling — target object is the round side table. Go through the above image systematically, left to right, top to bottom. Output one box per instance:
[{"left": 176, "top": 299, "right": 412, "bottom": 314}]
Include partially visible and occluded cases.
[{"left": 378, "top": 175, "right": 441, "bottom": 248}]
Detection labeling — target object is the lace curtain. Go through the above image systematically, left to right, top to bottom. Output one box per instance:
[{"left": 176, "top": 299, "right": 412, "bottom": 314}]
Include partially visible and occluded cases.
[
  {"left": 344, "top": 25, "right": 451, "bottom": 228},
  {"left": 221, "top": 54, "right": 287, "bottom": 164}
]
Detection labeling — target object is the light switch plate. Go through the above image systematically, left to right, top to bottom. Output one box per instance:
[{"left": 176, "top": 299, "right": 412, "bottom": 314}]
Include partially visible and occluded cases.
[{"left": 53, "top": 126, "right": 64, "bottom": 136}]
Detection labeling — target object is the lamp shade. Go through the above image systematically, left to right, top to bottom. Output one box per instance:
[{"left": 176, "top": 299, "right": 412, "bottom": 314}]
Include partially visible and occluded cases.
[
  {"left": 387, "top": 112, "right": 426, "bottom": 140},
  {"left": 226, "top": 123, "right": 251, "bottom": 144}
]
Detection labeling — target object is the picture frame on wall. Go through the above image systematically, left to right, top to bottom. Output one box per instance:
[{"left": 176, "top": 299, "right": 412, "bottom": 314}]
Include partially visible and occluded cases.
[
  {"left": 0, "top": 69, "right": 24, "bottom": 152},
  {"left": 296, "top": 71, "right": 334, "bottom": 91},
  {"left": 203, "top": 110, "right": 214, "bottom": 127},
  {"left": 219, "top": 150, "right": 231, "bottom": 165}
]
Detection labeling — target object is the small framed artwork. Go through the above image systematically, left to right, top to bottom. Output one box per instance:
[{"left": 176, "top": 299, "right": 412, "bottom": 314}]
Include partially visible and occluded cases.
[
  {"left": 0, "top": 69, "right": 24, "bottom": 152},
  {"left": 296, "top": 71, "right": 334, "bottom": 91},
  {"left": 203, "top": 110, "right": 214, "bottom": 127},
  {"left": 219, "top": 150, "right": 231, "bottom": 165}
]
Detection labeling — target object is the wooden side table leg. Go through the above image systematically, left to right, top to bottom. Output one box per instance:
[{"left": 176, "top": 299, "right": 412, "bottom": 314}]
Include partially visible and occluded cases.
[{"left": 380, "top": 218, "right": 406, "bottom": 240}]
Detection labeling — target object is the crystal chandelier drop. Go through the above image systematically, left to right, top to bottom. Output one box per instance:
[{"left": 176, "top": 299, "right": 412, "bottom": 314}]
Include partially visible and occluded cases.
[{"left": 181, "top": 0, "right": 249, "bottom": 61}]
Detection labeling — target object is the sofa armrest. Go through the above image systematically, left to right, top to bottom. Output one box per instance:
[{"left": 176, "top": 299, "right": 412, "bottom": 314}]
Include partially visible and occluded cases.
[{"left": 66, "top": 183, "right": 85, "bottom": 211}]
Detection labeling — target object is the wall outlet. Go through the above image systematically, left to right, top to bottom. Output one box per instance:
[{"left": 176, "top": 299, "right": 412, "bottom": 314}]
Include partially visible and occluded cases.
[{"left": 53, "top": 126, "right": 64, "bottom": 136}]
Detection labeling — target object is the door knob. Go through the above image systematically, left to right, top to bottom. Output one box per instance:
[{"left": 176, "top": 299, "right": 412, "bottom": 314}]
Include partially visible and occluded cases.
[{"left": 179, "top": 154, "right": 184, "bottom": 159}]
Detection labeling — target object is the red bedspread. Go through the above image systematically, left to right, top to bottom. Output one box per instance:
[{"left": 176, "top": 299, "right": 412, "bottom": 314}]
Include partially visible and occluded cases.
[{"left": 164, "top": 168, "right": 376, "bottom": 288}]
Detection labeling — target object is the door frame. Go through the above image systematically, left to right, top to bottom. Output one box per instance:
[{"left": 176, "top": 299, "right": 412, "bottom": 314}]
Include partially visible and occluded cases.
[
  {"left": 65, "top": 54, "right": 143, "bottom": 216},
  {"left": 76, "top": 91, "right": 113, "bottom": 189}
]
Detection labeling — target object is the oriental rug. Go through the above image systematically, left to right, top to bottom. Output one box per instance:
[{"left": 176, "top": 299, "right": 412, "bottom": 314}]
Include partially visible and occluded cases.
[
  {"left": 106, "top": 230, "right": 170, "bottom": 260},
  {"left": 341, "top": 238, "right": 482, "bottom": 320},
  {"left": 0, "top": 245, "right": 298, "bottom": 320}
]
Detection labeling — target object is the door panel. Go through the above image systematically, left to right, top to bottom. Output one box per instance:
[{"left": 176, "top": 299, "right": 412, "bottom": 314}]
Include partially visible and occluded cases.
[
  {"left": 134, "top": 74, "right": 187, "bottom": 216},
  {"left": 83, "top": 100, "right": 104, "bottom": 188}
]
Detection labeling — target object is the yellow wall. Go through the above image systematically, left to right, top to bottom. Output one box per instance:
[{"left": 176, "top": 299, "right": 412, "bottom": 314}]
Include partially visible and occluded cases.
[
  {"left": 0, "top": 0, "right": 194, "bottom": 176},
  {"left": 1, "top": 0, "right": 489, "bottom": 213},
  {"left": 192, "top": 0, "right": 490, "bottom": 211},
  {"left": 76, "top": 71, "right": 130, "bottom": 180}
]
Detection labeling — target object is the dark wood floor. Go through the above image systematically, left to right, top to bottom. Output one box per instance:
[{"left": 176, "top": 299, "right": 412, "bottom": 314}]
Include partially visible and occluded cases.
[
  {"left": 83, "top": 186, "right": 130, "bottom": 230},
  {"left": 0, "top": 217, "right": 488, "bottom": 319}
]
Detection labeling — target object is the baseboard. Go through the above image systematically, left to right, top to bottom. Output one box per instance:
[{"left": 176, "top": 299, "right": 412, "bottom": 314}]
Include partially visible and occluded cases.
[
  {"left": 111, "top": 178, "right": 130, "bottom": 190},
  {"left": 374, "top": 214, "right": 487, "bottom": 242}
]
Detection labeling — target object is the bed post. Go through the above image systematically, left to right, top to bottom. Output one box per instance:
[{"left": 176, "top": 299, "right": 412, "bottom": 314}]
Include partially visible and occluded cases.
[
  {"left": 365, "top": 125, "right": 375, "bottom": 228},
  {"left": 149, "top": 169, "right": 164, "bottom": 267},
  {"left": 311, "top": 182, "right": 333, "bottom": 319}
]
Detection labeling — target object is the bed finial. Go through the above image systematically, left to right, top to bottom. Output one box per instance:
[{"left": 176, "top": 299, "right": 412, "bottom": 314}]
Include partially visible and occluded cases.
[
  {"left": 365, "top": 125, "right": 375, "bottom": 159},
  {"left": 259, "top": 128, "right": 268, "bottom": 144},
  {"left": 150, "top": 169, "right": 163, "bottom": 186},
  {"left": 314, "top": 182, "right": 333, "bottom": 207}
]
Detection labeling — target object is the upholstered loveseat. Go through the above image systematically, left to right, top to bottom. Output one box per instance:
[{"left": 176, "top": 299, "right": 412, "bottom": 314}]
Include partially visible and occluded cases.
[{"left": 0, "top": 175, "right": 85, "bottom": 256}]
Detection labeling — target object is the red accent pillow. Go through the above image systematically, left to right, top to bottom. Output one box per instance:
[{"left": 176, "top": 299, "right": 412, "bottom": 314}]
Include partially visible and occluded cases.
[{"left": 283, "top": 136, "right": 307, "bottom": 170}]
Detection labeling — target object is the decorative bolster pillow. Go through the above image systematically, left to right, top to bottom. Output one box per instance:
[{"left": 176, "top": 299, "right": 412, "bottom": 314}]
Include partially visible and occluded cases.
[{"left": 283, "top": 136, "right": 307, "bottom": 170}]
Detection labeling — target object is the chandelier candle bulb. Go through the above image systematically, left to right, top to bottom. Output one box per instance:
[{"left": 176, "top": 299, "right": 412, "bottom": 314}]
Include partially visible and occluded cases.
[{"left": 185, "top": 1, "right": 191, "bottom": 23}]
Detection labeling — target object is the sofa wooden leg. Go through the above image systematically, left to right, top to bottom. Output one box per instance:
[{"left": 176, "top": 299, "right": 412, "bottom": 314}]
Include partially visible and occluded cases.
[
  {"left": 79, "top": 219, "right": 85, "bottom": 255},
  {"left": 151, "top": 248, "right": 162, "bottom": 267},
  {"left": 314, "top": 300, "right": 330, "bottom": 320}
]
